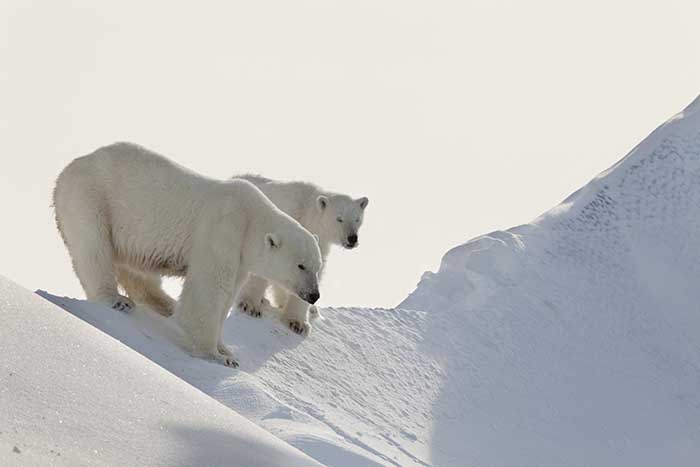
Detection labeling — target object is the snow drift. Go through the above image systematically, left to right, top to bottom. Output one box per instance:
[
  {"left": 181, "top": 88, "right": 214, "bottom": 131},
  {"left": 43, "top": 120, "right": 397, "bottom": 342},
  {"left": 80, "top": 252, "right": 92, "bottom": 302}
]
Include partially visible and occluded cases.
[
  {"left": 22, "top": 95, "right": 700, "bottom": 467},
  {"left": 400, "top": 95, "right": 700, "bottom": 466},
  {"left": 0, "top": 276, "right": 322, "bottom": 467},
  {"left": 36, "top": 291, "right": 434, "bottom": 467}
]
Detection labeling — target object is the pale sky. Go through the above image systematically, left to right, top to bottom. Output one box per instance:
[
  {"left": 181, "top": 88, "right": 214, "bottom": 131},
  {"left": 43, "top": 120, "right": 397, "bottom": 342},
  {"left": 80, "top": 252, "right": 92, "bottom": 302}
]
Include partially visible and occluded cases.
[{"left": 1, "top": 1, "right": 698, "bottom": 308}]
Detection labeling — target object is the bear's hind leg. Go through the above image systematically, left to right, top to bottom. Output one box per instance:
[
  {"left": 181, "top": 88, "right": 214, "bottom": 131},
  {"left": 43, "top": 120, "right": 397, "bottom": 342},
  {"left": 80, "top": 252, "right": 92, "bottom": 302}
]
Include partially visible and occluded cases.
[
  {"left": 57, "top": 197, "right": 132, "bottom": 312},
  {"left": 117, "top": 267, "right": 175, "bottom": 316}
]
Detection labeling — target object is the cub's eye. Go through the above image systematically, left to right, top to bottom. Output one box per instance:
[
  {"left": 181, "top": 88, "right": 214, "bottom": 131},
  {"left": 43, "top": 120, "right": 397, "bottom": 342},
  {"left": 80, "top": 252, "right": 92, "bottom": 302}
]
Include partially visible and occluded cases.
[
  {"left": 337, "top": 217, "right": 343, "bottom": 223},
  {"left": 297, "top": 264, "right": 306, "bottom": 271}
]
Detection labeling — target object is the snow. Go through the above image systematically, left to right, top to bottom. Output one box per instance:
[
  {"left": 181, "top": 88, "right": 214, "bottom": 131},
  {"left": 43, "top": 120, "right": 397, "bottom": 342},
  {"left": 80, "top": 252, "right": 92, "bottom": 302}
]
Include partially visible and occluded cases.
[
  {"left": 6, "top": 95, "right": 700, "bottom": 467},
  {"left": 399, "top": 95, "right": 700, "bottom": 466},
  {"left": 0, "top": 276, "right": 322, "bottom": 467},
  {"left": 35, "top": 292, "right": 436, "bottom": 467}
]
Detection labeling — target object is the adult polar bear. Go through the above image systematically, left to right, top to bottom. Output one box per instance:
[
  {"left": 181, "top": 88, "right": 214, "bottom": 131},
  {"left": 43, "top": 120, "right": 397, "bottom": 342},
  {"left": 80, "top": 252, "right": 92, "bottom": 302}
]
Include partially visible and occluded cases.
[
  {"left": 54, "top": 142, "right": 322, "bottom": 367},
  {"left": 233, "top": 174, "right": 368, "bottom": 335}
]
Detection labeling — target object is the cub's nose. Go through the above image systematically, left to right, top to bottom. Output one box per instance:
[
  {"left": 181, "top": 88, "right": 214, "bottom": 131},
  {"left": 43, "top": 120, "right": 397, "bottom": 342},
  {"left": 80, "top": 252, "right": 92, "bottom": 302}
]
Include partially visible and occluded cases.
[
  {"left": 347, "top": 234, "right": 358, "bottom": 246},
  {"left": 307, "top": 291, "right": 320, "bottom": 304}
]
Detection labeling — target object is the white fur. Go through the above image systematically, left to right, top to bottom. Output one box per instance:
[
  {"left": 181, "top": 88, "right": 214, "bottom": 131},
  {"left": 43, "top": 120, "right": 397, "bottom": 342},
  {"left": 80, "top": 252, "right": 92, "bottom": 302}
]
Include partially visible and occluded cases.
[
  {"left": 54, "top": 142, "right": 322, "bottom": 367},
  {"left": 233, "top": 174, "right": 368, "bottom": 335}
]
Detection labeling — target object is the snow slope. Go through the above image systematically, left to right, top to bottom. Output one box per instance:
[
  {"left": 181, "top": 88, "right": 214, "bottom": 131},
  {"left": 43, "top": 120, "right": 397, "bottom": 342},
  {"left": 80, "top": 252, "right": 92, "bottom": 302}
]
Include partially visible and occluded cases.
[
  {"left": 35, "top": 95, "right": 700, "bottom": 467},
  {"left": 400, "top": 95, "right": 700, "bottom": 466},
  {"left": 0, "top": 276, "right": 323, "bottom": 467},
  {"left": 37, "top": 292, "right": 436, "bottom": 467}
]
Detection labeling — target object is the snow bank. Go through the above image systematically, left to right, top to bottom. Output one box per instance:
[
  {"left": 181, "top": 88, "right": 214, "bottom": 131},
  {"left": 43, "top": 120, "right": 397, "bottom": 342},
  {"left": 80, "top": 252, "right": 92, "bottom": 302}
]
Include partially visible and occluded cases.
[
  {"left": 31, "top": 95, "right": 700, "bottom": 467},
  {"left": 400, "top": 95, "right": 700, "bottom": 466},
  {"left": 0, "top": 276, "right": 322, "bottom": 467},
  {"left": 38, "top": 291, "right": 435, "bottom": 467}
]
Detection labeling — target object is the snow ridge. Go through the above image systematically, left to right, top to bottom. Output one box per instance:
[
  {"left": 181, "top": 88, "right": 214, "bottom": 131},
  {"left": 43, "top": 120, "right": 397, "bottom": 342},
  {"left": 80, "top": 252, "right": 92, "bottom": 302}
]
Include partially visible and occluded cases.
[{"left": 400, "top": 95, "right": 700, "bottom": 466}]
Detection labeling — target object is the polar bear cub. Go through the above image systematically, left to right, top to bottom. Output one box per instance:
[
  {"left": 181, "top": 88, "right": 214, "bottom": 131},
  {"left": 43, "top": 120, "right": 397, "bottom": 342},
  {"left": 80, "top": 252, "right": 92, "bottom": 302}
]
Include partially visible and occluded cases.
[
  {"left": 54, "top": 142, "right": 322, "bottom": 367},
  {"left": 233, "top": 174, "right": 368, "bottom": 335}
]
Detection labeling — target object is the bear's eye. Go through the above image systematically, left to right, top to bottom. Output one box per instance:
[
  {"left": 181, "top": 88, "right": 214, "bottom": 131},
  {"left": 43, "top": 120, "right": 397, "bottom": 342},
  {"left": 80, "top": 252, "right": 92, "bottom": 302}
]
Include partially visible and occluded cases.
[
  {"left": 337, "top": 217, "right": 343, "bottom": 223},
  {"left": 297, "top": 264, "right": 306, "bottom": 271}
]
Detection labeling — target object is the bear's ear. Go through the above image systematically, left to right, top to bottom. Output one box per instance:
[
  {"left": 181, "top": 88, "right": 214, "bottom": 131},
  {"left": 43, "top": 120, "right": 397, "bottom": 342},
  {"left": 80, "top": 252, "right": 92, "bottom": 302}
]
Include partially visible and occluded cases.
[
  {"left": 316, "top": 196, "right": 329, "bottom": 212},
  {"left": 357, "top": 197, "right": 369, "bottom": 210},
  {"left": 265, "top": 233, "right": 281, "bottom": 249}
]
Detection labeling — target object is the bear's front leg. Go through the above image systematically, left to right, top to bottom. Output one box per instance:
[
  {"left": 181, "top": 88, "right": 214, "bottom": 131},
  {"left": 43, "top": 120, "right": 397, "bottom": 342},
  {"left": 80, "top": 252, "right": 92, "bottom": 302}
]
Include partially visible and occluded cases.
[
  {"left": 216, "top": 261, "right": 262, "bottom": 364},
  {"left": 176, "top": 262, "right": 239, "bottom": 368},
  {"left": 235, "top": 273, "right": 268, "bottom": 318},
  {"left": 282, "top": 294, "right": 312, "bottom": 336},
  {"left": 218, "top": 342, "right": 234, "bottom": 357}
]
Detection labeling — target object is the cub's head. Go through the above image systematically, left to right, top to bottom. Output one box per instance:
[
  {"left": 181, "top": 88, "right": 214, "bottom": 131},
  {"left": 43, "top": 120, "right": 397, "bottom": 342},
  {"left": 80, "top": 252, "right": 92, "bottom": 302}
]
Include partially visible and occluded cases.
[
  {"left": 316, "top": 194, "right": 369, "bottom": 249},
  {"left": 260, "top": 225, "right": 323, "bottom": 304}
]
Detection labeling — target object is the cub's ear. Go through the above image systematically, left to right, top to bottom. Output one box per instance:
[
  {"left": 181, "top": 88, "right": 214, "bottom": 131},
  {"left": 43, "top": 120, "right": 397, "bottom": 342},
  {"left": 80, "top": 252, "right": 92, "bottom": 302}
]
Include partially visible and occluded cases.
[
  {"left": 316, "top": 195, "right": 329, "bottom": 212},
  {"left": 357, "top": 197, "right": 369, "bottom": 209},
  {"left": 265, "top": 233, "right": 281, "bottom": 249}
]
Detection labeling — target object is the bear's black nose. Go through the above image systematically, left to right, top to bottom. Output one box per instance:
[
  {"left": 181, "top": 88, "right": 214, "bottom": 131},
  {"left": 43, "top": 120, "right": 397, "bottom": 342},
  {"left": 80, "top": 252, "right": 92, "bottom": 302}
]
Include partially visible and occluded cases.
[
  {"left": 347, "top": 234, "right": 358, "bottom": 246},
  {"left": 308, "top": 291, "right": 320, "bottom": 304}
]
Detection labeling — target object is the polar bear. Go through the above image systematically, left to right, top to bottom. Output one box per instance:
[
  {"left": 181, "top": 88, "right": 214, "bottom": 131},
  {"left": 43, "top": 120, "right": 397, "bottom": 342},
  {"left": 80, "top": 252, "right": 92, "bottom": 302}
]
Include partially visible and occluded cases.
[
  {"left": 53, "top": 142, "right": 322, "bottom": 367},
  {"left": 232, "top": 174, "right": 368, "bottom": 335}
]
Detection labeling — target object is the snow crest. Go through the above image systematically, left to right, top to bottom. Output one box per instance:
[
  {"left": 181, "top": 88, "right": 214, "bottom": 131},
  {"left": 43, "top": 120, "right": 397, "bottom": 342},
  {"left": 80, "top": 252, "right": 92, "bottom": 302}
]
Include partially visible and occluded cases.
[{"left": 399, "top": 95, "right": 700, "bottom": 466}]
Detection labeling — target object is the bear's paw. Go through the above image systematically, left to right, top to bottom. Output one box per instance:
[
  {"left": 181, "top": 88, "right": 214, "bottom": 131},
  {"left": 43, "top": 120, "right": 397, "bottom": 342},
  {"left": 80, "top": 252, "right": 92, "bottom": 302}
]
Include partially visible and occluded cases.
[
  {"left": 110, "top": 295, "right": 134, "bottom": 313},
  {"left": 238, "top": 298, "right": 262, "bottom": 318},
  {"left": 287, "top": 319, "right": 311, "bottom": 336},
  {"left": 213, "top": 352, "right": 239, "bottom": 368}
]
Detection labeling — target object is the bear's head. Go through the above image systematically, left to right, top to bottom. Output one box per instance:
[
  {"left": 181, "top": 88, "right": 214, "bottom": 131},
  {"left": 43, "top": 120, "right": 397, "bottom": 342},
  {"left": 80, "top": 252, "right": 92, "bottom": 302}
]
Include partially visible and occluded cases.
[
  {"left": 316, "top": 194, "right": 369, "bottom": 249},
  {"left": 260, "top": 226, "right": 323, "bottom": 304}
]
